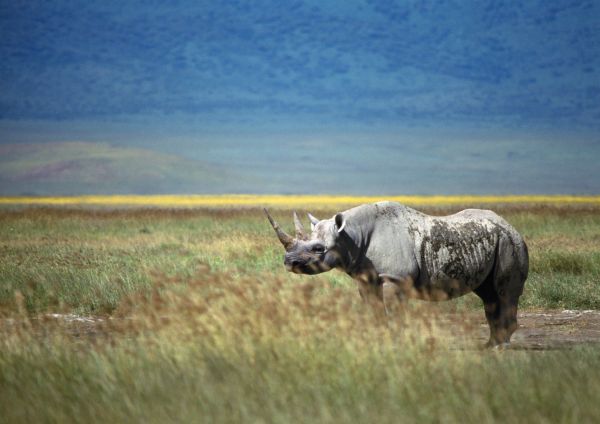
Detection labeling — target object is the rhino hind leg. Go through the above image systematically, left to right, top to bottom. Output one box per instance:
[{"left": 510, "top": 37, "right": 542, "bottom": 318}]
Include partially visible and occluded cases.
[
  {"left": 474, "top": 234, "right": 527, "bottom": 348},
  {"left": 474, "top": 281, "right": 519, "bottom": 347}
]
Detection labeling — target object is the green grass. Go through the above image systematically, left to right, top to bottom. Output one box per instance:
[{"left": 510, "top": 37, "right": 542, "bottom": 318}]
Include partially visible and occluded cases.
[
  {"left": 1, "top": 205, "right": 600, "bottom": 422},
  {"left": 1, "top": 206, "right": 600, "bottom": 314}
]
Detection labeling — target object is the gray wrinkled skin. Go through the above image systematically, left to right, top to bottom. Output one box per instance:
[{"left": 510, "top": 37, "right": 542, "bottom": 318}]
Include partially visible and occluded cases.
[{"left": 267, "top": 201, "right": 529, "bottom": 347}]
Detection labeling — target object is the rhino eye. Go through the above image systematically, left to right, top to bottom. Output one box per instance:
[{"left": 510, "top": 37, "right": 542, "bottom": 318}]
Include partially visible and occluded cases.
[{"left": 312, "top": 244, "right": 326, "bottom": 254}]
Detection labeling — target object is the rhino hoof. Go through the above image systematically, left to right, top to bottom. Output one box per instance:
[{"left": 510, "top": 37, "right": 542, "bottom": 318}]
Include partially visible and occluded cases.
[{"left": 484, "top": 341, "right": 511, "bottom": 350}]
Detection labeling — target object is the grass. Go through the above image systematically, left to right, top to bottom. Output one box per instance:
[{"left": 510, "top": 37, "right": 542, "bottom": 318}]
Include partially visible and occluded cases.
[
  {"left": 1, "top": 202, "right": 600, "bottom": 422},
  {"left": 1, "top": 204, "right": 600, "bottom": 314},
  {"left": 2, "top": 270, "right": 600, "bottom": 423}
]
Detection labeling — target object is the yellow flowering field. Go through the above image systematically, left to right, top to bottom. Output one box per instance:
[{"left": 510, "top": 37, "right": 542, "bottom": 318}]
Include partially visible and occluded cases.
[{"left": 1, "top": 194, "right": 599, "bottom": 208}]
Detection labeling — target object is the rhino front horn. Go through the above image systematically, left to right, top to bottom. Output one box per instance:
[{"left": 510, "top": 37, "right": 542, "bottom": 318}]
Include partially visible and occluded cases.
[{"left": 264, "top": 208, "right": 295, "bottom": 250}]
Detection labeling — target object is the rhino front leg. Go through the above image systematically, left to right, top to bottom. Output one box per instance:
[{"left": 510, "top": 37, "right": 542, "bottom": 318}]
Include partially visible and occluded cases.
[
  {"left": 354, "top": 273, "right": 385, "bottom": 316},
  {"left": 380, "top": 274, "right": 414, "bottom": 316},
  {"left": 355, "top": 278, "right": 381, "bottom": 305},
  {"left": 382, "top": 281, "right": 402, "bottom": 316}
]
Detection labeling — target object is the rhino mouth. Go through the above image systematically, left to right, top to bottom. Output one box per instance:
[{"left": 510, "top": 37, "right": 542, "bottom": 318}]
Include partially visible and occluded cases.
[
  {"left": 286, "top": 260, "right": 330, "bottom": 275},
  {"left": 285, "top": 264, "right": 329, "bottom": 275}
]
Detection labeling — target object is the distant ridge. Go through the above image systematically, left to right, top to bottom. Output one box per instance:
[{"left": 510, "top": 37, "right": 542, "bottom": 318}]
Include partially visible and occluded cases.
[{"left": 0, "top": 142, "right": 238, "bottom": 195}]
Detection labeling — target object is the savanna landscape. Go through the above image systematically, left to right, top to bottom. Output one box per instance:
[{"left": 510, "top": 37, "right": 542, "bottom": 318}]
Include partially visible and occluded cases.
[
  {"left": 3, "top": 1, "right": 599, "bottom": 422},
  {"left": 2, "top": 196, "right": 600, "bottom": 423}
]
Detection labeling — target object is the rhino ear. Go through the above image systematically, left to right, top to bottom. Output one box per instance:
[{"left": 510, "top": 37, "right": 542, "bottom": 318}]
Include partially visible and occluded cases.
[
  {"left": 307, "top": 213, "right": 319, "bottom": 231},
  {"left": 334, "top": 213, "right": 346, "bottom": 233}
]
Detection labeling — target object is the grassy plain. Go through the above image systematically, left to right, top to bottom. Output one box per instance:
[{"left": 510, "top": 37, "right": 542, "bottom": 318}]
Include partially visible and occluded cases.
[{"left": 1, "top": 199, "right": 600, "bottom": 422}]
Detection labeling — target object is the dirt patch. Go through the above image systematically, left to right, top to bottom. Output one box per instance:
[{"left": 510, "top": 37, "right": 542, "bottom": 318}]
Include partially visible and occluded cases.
[
  {"left": 4, "top": 310, "right": 600, "bottom": 351},
  {"left": 452, "top": 310, "right": 600, "bottom": 350}
]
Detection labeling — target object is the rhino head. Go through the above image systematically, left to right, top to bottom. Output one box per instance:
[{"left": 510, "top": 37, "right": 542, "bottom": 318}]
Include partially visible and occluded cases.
[{"left": 264, "top": 209, "right": 347, "bottom": 275}]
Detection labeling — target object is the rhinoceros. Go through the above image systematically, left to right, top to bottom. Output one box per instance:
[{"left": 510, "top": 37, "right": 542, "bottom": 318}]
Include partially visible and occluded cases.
[{"left": 265, "top": 201, "right": 529, "bottom": 347}]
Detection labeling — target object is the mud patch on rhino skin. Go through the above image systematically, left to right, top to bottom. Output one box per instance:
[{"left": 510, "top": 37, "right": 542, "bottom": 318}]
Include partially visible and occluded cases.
[
  {"left": 374, "top": 203, "right": 400, "bottom": 220},
  {"left": 421, "top": 220, "right": 497, "bottom": 289},
  {"left": 443, "top": 260, "right": 467, "bottom": 282}
]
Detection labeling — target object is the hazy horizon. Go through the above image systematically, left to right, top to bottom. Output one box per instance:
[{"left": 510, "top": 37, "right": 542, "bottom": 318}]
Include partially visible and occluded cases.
[{"left": 1, "top": 1, "right": 599, "bottom": 195}]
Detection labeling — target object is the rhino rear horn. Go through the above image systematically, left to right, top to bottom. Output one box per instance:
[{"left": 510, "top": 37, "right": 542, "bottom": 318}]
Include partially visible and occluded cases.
[
  {"left": 264, "top": 208, "right": 295, "bottom": 250},
  {"left": 293, "top": 210, "right": 307, "bottom": 240},
  {"left": 307, "top": 212, "right": 320, "bottom": 231}
]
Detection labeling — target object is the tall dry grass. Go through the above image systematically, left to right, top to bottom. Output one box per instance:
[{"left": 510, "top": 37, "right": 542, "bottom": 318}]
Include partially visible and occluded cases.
[{"left": 2, "top": 268, "right": 600, "bottom": 423}]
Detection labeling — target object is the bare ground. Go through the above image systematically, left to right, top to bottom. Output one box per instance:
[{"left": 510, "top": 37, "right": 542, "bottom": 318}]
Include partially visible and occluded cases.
[
  {"left": 5, "top": 310, "right": 600, "bottom": 351},
  {"left": 460, "top": 310, "right": 600, "bottom": 350}
]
